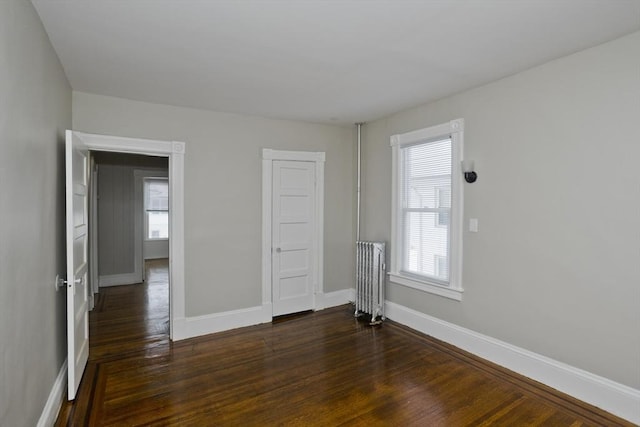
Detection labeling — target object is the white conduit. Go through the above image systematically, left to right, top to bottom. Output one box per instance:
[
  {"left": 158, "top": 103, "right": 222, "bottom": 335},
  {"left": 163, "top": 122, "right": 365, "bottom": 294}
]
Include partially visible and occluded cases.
[{"left": 356, "top": 122, "right": 363, "bottom": 241}]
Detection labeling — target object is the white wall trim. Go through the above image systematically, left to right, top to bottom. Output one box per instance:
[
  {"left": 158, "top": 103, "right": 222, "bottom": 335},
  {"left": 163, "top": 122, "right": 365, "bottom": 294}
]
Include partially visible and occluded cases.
[
  {"left": 389, "top": 119, "right": 465, "bottom": 296},
  {"left": 390, "top": 119, "right": 463, "bottom": 147},
  {"left": 73, "top": 131, "right": 185, "bottom": 340},
  {"left": 261, "top": 148, "right": 325, "bottom": 319},
  {"left": 262, "top": 148, "right": 325, "bottom": 162},
  {"left": 261, "top": 156, "right": 273, "bottom": 307},
  {"left": 314, "top": 158, "right": 325, "bottom": 308},
  {"left": 90, "top": 162, "right": 99, "bottom": 301},
  {"left": 98, "top": 272, "right": 141, "bottom": 287},
  {"left": 388, "top": 273, "right": 463, "bottom": 301},
  {"left": 348, "top": 287, "right": 355, "bottom": 302},
  {"left": 315, "top": 289, "right": 353, "bottom": 310},
  {"left": 172, "top": 291, "right": 353, "bottom": 341},
  {"left": 385, "top": 301, "right": 640, "bottom": 424},
  {"left": 172, "top": 304, "right": 272, "bottom": 341},
  {"left": 37, "top": 359, "right": 67, "bottom": 427}
]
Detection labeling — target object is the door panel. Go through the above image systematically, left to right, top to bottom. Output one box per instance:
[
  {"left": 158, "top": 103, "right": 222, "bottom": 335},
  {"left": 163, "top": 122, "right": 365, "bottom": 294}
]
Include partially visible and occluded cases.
[
  {"left": 66, "top": 130, "right": 90, "bottom": 400},
  {"left": 272, "top": 160, "right": 315, "bottom": 316}
]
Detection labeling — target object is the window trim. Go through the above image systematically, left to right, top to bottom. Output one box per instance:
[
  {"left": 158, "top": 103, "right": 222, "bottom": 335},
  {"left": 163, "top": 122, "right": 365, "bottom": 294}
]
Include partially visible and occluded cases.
[
  {"left": 390, "top": 119, "right": 464, "bottom": 301},
  {"left": 144, "top": 177, "right": 169, "bottom": 241}
]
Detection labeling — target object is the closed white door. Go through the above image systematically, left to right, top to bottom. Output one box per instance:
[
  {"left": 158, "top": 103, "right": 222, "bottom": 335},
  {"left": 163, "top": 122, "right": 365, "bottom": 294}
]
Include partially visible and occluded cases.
[
  {"left": 65, "top": 130, "right": 90, "bottom": 400},
  {"left": 272, "top": 160, "right": 316, "bottom": 316}
]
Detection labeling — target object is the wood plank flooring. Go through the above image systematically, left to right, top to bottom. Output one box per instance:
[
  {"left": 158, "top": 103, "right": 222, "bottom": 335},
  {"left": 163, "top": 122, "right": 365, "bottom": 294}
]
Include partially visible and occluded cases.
[{"left": 56, "top": 259, "right": 632, "bottom": 426}]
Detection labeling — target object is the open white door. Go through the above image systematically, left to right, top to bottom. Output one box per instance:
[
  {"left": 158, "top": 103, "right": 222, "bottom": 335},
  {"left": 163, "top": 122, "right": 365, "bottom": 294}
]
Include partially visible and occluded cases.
[
  {"left": 65, "top": 130, "right": 90, "bottom": 400},
  {"left": 272, "top": 160, "right": 316, "bottom": 316}
]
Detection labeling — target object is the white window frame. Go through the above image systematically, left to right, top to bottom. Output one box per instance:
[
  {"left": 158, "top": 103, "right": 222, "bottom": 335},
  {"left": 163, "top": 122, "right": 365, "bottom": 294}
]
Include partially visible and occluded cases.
[
  {"left": 389, "top": 119, "right": 464, "bottom": 301},
  {"left": 144, "top": 177, "right": 169, "bottom": 241},
  {"left": 434, "top": 186, "right": 449, "bottom": 229},
  {"left": 434, "top": 254, "right": 447, "bottom": 279}
]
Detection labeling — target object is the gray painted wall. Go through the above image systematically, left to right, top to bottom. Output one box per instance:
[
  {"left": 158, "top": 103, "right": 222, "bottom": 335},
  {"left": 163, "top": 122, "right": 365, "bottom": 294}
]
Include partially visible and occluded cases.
[
  {"left": 0, "top": 1, "right": 71, "bottom": 425},
  {"left": 360, "top": 32, "right": 640, "bottom": 389},
  {"left": 72, "top": 92, "right": 355, "bottom": 316},
  {"left": 94, "top": 152, "right": 169, "bottom": 276},
  {"left": 96, "top": 163, "right": 169, "bottom": 280},
  {"left": 97, "top": 164, "right": 136, "bottom": 276}
]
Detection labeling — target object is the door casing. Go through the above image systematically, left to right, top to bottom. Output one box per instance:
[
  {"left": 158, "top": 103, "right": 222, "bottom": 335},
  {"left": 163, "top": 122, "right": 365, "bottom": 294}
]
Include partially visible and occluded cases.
[
  {"left": 70, "top": 131, "right": 185, "bottom": 340},
  {"left": 261, "top": 149, "right": 325, "bottom": 317},
  {"left": 271, "top": 159, "right": 316, "bottom": 316}
]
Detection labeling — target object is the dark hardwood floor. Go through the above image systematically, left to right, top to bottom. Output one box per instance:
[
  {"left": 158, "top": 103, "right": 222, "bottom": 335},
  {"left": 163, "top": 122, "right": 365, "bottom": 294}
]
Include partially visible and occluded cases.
[{"left": 56, "top": 260, "right": 632, "bottom": 426}]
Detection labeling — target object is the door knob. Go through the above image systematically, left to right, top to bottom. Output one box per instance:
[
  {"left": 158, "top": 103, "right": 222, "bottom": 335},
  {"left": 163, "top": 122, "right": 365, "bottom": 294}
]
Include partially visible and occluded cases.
[
  {"left": 276, "top": 248, "right": 281, "bottom": 253},
  {"left": 67, "top": 277, "right": 82, "bottom": 288}
]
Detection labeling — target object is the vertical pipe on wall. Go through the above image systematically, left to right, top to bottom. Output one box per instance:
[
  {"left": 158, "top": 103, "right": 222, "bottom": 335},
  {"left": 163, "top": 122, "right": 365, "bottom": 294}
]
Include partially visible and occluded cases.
[{"left": 356, "top": 122, "right": 364, "bottom": 242}]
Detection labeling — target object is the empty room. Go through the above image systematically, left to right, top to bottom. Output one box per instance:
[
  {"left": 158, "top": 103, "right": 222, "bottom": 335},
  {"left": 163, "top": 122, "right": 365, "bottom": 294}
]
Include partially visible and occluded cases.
[{"left": 1, "top": 0, "right": 639, "bottom": 425}]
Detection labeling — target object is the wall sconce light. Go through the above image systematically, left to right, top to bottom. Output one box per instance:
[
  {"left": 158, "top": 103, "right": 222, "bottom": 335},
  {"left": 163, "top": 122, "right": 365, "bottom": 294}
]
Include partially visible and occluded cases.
[{"left": 461, "top": 160, "right": 477, "bottom": 183}]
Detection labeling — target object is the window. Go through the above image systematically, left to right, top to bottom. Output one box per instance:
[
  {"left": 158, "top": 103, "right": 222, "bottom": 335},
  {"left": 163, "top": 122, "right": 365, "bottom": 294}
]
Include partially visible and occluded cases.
[
  {"left": 390, "top": 119, "right": 464, "bottom": 300},
  {"left": 145, "top": 178, "right": 169, "bottom": 240},
  {"left": 435, "top": 186, "right": 450, "bottom": 228},
  {"left": 434, "top": 255, "right": 447, "bottom": 280}
]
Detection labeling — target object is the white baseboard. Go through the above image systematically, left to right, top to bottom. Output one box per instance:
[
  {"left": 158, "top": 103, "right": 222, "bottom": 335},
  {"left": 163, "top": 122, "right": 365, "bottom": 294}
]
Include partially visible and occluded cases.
[
  {"left": 99, "top": 272, "right": 141, "bottom": 287},
  {"left": 315, "top": 289, "right": 353, "bottom": 310},
  {"left": 173, "top": 290, "right": 357, "bottom": 342},
  {"left": 385, "top": 301, "right": 640, "bottom": 424},
  {"left": 173, "top": 303, "right": 272, "bottom": 341},
  {"left": 37, "top": 359, "right": 67, "bottom": 427}
]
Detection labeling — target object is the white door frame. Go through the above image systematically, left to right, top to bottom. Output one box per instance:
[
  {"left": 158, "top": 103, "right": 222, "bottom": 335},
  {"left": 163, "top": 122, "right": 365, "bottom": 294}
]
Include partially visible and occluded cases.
[
  {"left": 72, "top": 131, "right": 185, "bottom": 340},
  {"left": 261, "top": 149, "right": 325, "bottom": 316},
  {"left": 89, "top": 157, "right": 99, "bottom": 309}
]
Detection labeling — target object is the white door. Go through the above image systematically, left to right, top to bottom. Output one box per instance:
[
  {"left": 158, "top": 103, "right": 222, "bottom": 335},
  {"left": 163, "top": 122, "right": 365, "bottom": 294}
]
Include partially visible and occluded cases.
[
  {"left": 65, "top": 130, "right": 90, "bottom": 400},
  {"left": 272, "top": 160, "right": 316, "bottom": 316}
]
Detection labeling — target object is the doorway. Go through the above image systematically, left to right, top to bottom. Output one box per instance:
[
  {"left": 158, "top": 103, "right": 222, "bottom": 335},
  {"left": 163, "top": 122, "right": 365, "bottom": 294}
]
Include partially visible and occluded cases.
[
  {"left": 65, "top": 131, "right": 186, "bottom": 400},
  {"left": 70, "top": 131, "right": 186, "bottom": 340},
  {"left": 261, "top": 149, "right": 325, "bottom": 317},
  {"left": 92, "top": 152, "right": 169, "bottom": 288}
]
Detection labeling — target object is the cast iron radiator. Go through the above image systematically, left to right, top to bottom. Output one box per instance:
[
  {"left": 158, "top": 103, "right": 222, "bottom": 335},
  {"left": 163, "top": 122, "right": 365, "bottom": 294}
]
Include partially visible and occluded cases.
[{"left": 354, "top": 241, "right": 386, "bottom": 324}]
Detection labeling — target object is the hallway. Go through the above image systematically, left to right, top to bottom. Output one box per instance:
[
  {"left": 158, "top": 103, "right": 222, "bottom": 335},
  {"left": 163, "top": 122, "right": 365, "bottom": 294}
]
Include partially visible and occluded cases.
[{"left": 89, "top": 259, "right": 170, "bottom": 360}]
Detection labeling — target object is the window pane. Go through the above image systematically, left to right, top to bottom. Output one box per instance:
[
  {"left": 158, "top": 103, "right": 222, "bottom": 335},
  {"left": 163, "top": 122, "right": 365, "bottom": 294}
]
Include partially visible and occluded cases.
[
  {"left": 401, "top": 138, "right": 452, "bottom": 284},
  {"left": 403, "top": 138, "right": 451, "bottom": 209},
  {"left": 146, "top": 180, "right": 169, "bottom": 210},
  {"left": 436, "top": 186, "right": 451, "bottom": 227},
  {"left": 148, "top": 211, "right": 169, "bottom": 239},
  {"left": 403, "top": 211, "right": 449, "bottom": 281}
]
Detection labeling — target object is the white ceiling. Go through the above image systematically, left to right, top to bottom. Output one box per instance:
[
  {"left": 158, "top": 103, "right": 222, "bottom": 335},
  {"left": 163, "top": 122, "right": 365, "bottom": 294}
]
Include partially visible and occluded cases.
[{"left": 32, "top": 0, "right": 640, "bottom": 125}]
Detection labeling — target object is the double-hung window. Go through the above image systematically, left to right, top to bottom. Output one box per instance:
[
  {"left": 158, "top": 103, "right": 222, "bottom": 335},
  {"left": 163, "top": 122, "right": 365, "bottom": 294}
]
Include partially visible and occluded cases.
[
  {"left": 390, "top": 119, "right": 464, "bottom": 300},
  {"left": 144, "top": 178, "right": 169, "bottom": 240}
]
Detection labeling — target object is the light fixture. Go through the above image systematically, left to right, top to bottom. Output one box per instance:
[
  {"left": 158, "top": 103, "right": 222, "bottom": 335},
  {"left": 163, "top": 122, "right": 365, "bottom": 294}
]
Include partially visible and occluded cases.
[{"left": 461, "top": 160, "right": 477, "bottom": 183}]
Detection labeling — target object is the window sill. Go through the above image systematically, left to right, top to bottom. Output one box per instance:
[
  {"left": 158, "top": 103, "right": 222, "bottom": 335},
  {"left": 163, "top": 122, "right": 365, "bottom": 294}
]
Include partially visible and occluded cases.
[
  {"left": 145, "top": 238, "right": 169, "bottom": 242},
  {"left": 388, "top": 272, "right": 463, "bottom": 301}
]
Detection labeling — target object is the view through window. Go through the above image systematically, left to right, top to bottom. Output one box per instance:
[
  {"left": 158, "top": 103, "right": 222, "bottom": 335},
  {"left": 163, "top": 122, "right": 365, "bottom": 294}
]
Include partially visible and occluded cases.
[
  {"left": 402, "top": 137, "right": 452, "bottom": 282},
  {"left": 145, "top": 178, "right": 169, "bottom": 239}
]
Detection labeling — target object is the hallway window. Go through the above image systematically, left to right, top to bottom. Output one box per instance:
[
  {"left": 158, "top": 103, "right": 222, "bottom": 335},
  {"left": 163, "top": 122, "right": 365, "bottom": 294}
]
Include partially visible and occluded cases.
[{"left": 145, "top": 178, "right": 169, "bottom": 239}]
